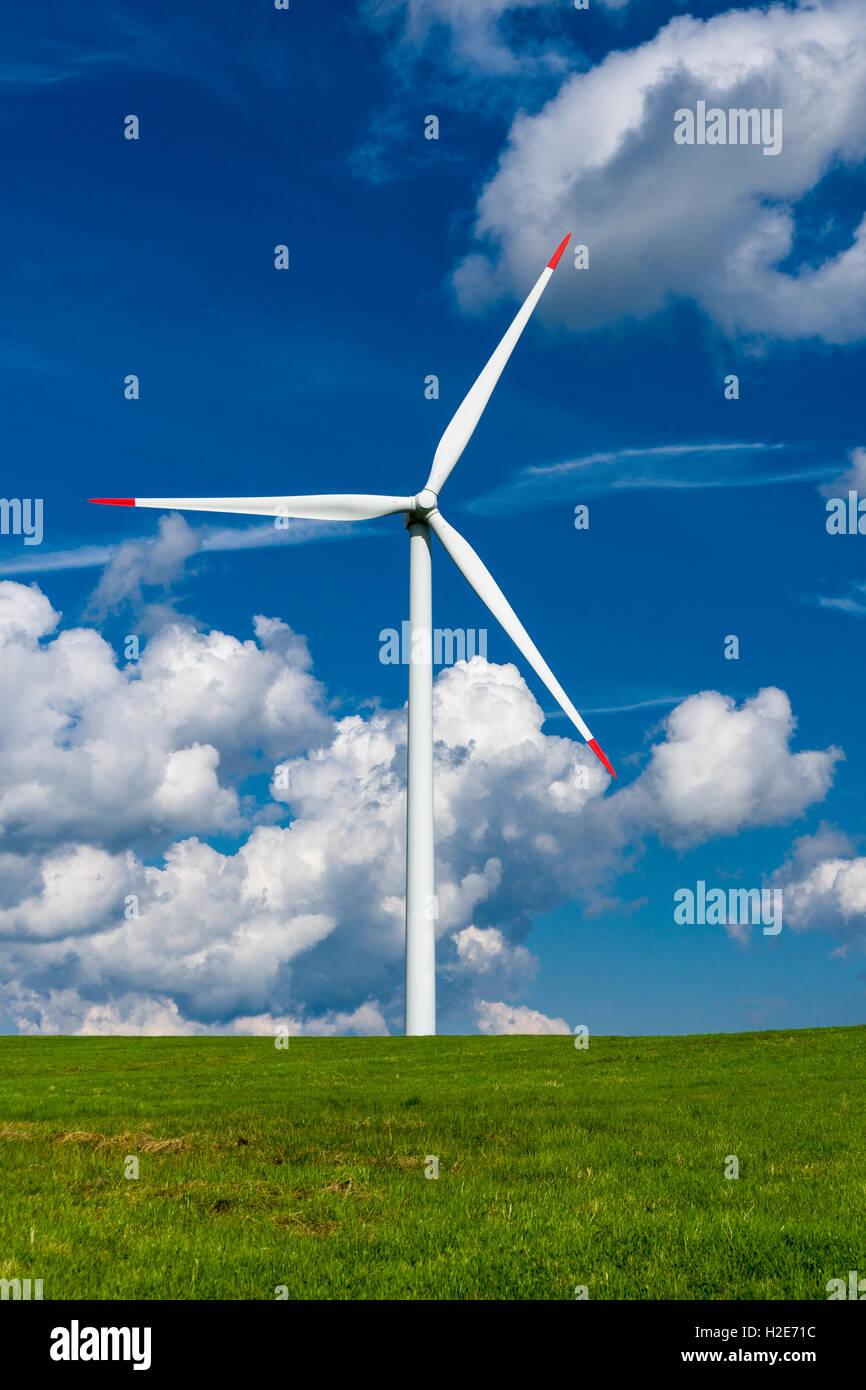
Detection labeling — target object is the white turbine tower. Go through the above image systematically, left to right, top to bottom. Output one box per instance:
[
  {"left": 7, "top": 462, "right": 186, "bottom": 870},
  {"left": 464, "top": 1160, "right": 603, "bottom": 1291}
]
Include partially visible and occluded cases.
[{"left": 91, "top": 234, "right": 615, "bottom": 1036}]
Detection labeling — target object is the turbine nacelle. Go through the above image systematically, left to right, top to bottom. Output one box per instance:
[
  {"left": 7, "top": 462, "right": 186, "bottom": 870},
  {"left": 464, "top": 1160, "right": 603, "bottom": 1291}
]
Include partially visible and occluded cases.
[{"left": 408, "top": 489, "right": 439, "bottom": 522}]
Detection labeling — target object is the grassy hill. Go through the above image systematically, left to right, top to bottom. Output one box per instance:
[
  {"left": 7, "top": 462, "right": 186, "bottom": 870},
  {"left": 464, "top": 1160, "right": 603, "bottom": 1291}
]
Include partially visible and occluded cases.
[{"left": 0, "top": 1028, "right": 863, "bottom": 1299}]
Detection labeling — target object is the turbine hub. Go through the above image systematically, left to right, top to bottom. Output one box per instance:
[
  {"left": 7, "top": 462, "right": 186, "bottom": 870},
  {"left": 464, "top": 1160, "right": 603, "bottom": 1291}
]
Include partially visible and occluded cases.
[{"left": 412, "top": 489, "right": 439, "bottom": 519}]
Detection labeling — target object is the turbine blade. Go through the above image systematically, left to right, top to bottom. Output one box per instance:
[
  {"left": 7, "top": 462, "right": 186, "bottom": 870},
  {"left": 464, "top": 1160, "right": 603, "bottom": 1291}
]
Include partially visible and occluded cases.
[
  {"left": 424, "top": 234, "right": 570, "bottom": 498},
  {"left": 89, "top": 494, "right": 413, "bottom": 521},
  {"left": 429, "top": 510, "right": 615, "bottom": 777}
]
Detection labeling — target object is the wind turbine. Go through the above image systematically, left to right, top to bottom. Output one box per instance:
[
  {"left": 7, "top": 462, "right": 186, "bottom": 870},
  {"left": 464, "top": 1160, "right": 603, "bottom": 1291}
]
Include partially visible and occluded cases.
[{"left": 91, "top": 233, "right": 615, "bottom": 1036}]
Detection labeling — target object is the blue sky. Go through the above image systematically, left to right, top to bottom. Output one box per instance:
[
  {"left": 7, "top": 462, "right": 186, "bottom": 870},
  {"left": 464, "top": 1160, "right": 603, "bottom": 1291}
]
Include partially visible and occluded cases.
[{"left": 1, "top": 0, "right": 865, "bottom": 1036}]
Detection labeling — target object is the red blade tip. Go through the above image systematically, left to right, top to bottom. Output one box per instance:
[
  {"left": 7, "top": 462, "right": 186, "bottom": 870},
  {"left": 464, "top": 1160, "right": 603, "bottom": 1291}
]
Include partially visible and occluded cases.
[
  {"left": 547, "top": 233, "right": 571, "bottom": 270},
  {"left": 89, "top": 498, "right": 135, "bottom": 506},
  {"left": 588, "top": 738, "right": 616, "bottom": 778}
]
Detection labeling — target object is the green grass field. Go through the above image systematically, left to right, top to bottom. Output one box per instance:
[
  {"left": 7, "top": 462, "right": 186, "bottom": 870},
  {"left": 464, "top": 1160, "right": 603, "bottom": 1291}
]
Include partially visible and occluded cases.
[{"left": 0, "top": 1027, "right": 863, "bottom": 1300}]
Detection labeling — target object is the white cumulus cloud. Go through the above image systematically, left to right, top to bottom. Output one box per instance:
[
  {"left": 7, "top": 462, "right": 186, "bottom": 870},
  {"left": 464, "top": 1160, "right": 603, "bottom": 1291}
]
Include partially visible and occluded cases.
[
  {"left": 455, "top": 0, "right": 866, "bottom": 343},
  {"left": 0, "top": 579, "right": 845, "bottom": 1033},
  {"left": 0, "top": 585, "right": 330, "bottom": 848},
  {"left": 622, "top": 687, "right": 842, "bottom": 849},
  {"left": 773, "top": 825, "right": 866, "bottom": 951},
  {"left": 475, "top": 999, "right": 571, "bottom": 1034}
]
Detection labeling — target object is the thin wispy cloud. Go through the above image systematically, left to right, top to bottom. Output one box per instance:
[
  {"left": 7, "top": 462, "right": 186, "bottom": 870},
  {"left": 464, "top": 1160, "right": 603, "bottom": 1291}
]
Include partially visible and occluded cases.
[
  {"left": 352, "top": 0, "right": 595, "bottom": 185},
  {"left": 0, "top": 6, "right": 246, "bottom": 104},
  {"left": 0, "top": 18, "right": 173, "bottom": 88},
  {"left": 467, "top": 443, "right": 837, "bottom": 515},
  {"left": 0, "top": 517, "right": 374, "bottom": 580},
  {"left": 0, "top": 545, "right": 114, "bottom": 577},
  {"left": 817, "top": 586, "right": 866, "bottom": 618},
  {"left": 545, "top": 694, "right": 688, "bottom": 720},
  {"left": 582, "top": 696, "right": 689, "bottom": 716}
]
